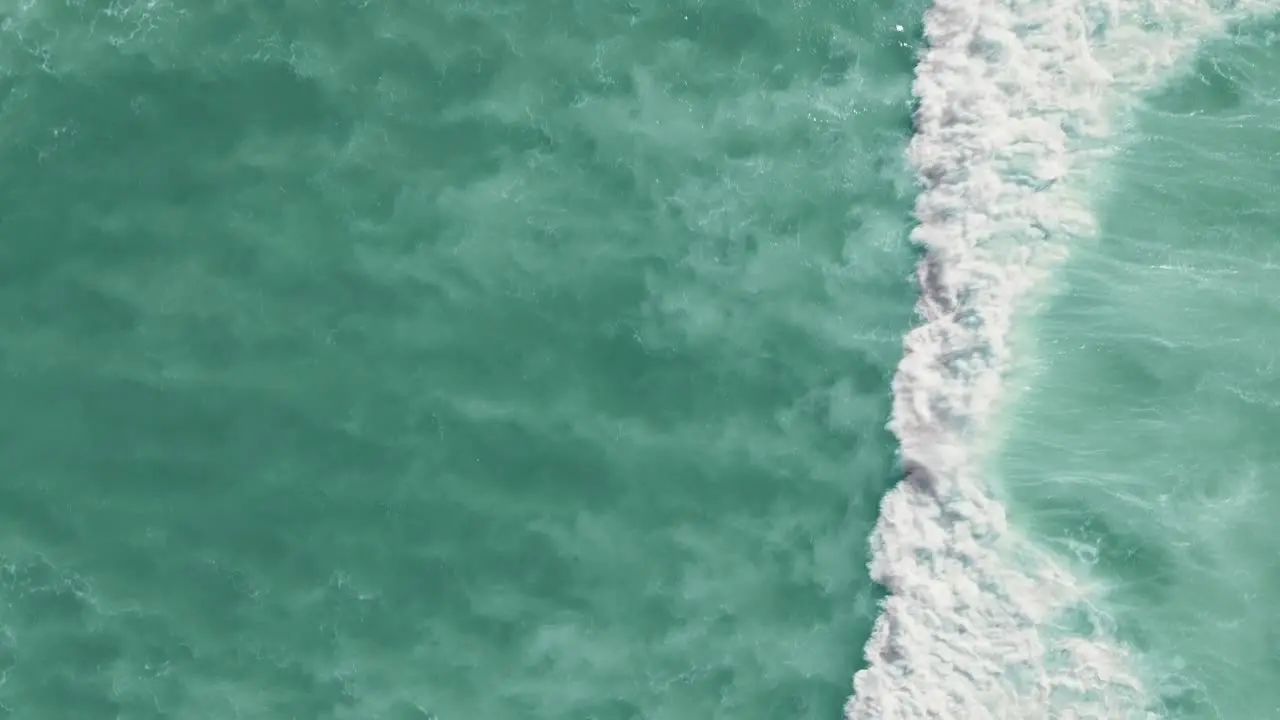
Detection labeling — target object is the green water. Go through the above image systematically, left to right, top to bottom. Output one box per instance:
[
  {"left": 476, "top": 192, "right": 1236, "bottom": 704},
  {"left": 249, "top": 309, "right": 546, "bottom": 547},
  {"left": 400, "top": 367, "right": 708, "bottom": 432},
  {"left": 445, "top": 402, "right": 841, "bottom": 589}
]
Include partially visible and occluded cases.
[
  {"left": 7, "top": 0, "right": 1279, "bottom": 716},
  {"left": 0, "top": 1, "right": 921, "bottom": 717},
  {"left": 996, "top": 15, "right": 1280, "bottom": 719}
]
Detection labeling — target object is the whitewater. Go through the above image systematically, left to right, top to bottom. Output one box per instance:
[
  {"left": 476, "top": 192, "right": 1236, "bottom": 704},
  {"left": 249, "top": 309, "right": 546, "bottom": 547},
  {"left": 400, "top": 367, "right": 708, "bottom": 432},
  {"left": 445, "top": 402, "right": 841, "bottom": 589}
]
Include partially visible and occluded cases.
[
  {"left": 3, "top": 0, "right": 1277, "bottom": 716},
  {"left": 848, "top": 0, "right": 1276, "bottom": 717}
]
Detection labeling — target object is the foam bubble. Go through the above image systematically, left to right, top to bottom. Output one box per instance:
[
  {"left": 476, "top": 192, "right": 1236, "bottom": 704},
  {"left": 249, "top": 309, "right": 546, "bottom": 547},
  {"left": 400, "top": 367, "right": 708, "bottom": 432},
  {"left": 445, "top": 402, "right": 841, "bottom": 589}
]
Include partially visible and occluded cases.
[{"left": 846, "top": 0, "right": 1267, "bottom": 717}]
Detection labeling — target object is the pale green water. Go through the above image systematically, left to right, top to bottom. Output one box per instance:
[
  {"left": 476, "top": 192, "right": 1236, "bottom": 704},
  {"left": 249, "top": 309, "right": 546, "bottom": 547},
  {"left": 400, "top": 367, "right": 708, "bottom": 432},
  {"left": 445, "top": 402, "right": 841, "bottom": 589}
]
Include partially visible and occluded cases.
[
  {"left": 0, "top": 1, "right": 921, "bottom": 718},
  {"left": 996, "top": 15, "right": 1280, "bottom": 719}
]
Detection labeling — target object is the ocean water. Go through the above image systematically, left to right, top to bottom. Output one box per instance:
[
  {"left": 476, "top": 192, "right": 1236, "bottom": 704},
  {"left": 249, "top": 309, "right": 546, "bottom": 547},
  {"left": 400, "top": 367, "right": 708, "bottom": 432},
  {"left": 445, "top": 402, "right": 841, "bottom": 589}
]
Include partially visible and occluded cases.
[
  {"left": 1, "top": 0, "right": 1277, "bottom": 719},
  {"left": 851, "top": 0, "right": 1280, "bottom": 716},
  {"left": 0, "top": 1, "right": 921, "bottom": 718},
  {"left": 995, "top": 17, "right": 1280, "bottom": 718}
]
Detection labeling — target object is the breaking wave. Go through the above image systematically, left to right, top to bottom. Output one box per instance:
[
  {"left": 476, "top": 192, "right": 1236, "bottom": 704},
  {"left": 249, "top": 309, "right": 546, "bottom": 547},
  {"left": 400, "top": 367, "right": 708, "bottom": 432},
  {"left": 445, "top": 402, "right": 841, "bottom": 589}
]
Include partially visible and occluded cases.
[{"left": 847, "top": 0, "right": 1272, "bottom": 716}]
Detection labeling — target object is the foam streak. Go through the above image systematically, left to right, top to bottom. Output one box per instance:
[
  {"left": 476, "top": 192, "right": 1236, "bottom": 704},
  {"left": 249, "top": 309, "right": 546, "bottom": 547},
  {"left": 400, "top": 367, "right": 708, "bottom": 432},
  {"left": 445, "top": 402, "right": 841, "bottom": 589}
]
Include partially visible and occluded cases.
[{"left": 845, "top": 0, "right": 1251, "bottom": 716}]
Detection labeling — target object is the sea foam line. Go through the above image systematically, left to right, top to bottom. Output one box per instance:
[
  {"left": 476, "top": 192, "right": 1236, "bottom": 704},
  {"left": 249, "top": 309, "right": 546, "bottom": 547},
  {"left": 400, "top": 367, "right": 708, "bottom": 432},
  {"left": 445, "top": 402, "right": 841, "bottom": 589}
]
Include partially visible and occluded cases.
[{"left": 846, "top": 0, "right": 1256, "bottom": 717}]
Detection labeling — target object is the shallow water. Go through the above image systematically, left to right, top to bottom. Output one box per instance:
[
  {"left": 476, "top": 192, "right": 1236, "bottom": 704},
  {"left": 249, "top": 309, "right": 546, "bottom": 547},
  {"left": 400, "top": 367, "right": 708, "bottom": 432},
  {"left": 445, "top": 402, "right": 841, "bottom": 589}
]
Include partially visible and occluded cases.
[
  {"left": 849, "top": 0, "right": 1280, "bottom": 716},
  {"left": 997, "top": 17, "right": 1280, "bottom": 717}
]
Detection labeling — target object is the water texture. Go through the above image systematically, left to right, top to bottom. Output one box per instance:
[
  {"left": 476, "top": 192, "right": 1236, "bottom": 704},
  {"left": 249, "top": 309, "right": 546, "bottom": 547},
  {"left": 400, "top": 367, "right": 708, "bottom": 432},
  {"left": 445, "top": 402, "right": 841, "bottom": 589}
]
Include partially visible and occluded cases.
[
  {"left": 2, "top": 0, "right": 1278, "bottom": 718},
  {"left": 853, "top": 0, "right": 1280, "bottom": 716},
  {"left": 0, "top": 1, "right": 920, "bottom": 718},
  {"left": 996, "top": 18, "right": 1280, "bottom": 718}
]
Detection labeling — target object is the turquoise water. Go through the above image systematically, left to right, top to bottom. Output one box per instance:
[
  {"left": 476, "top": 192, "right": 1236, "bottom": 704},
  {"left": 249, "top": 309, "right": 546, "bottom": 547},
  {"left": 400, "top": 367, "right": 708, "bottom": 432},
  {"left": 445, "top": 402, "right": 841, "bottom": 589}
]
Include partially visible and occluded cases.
[
  {"left": 3, "top": 0, "right": 1278, "bottom": 718},
  {"left": 849, "top": 0, "right": 1280, "bottom": 717},
  {"left": 0, "top": 1, "right": 921, "bottom": 718},
  {"left": 997, "top": 16, "right": 1280, "bottom": 718}
]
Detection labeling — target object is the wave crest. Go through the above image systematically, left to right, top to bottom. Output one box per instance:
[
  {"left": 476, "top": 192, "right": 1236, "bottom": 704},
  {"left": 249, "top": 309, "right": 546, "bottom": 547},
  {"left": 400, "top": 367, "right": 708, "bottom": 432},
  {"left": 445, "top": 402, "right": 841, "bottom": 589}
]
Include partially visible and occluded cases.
[{"left": 846, "top": 0, "right": 1259, "bottom": 716}]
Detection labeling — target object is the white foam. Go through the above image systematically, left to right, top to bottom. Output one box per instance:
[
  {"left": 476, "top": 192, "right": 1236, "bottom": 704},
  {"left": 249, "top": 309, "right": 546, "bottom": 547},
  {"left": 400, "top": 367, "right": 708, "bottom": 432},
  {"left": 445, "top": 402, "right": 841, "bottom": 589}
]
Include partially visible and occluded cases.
[{"left": 846, "top": 0, "right": 1266, "bottom": 717}]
